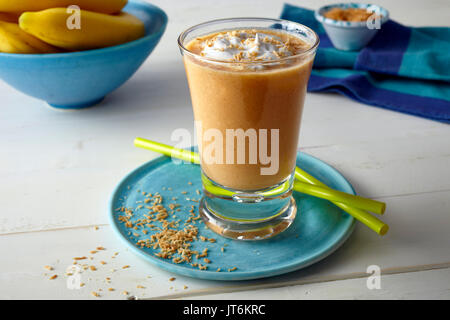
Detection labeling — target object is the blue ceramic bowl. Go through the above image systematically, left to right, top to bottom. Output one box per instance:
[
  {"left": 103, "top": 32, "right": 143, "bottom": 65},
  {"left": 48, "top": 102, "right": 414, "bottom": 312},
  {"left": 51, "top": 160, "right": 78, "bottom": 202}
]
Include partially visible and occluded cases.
[
  {"left": 0, "top": 0, "right": 167, "bottom": 109},
  {"left": 315, "top": 3, "right": 389, "bottom": 51}
]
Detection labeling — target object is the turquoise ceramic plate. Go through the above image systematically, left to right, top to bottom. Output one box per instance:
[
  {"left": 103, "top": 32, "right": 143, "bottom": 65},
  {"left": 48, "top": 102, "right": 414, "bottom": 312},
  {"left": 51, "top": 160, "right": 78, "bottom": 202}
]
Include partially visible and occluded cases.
[{"left": 109, "top": 151, "right": 355, "bottom": 281}]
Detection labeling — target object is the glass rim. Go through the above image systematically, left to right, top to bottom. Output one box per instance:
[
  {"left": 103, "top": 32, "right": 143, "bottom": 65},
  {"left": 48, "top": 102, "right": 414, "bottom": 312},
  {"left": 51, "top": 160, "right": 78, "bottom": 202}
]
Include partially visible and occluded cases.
[{"left": 177, "top": 17, "right": 320, "bottom": 65}]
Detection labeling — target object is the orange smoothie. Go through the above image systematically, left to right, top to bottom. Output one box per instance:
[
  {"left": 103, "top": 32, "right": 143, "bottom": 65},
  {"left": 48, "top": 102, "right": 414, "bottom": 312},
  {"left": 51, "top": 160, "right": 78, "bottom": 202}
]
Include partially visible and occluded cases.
[{"left": 183, "top": 29, "right": 315, "bottom": 190}]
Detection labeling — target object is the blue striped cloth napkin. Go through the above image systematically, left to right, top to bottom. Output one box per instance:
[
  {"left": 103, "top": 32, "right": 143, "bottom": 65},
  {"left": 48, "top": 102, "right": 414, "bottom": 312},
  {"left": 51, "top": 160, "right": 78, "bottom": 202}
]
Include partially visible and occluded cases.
[{"left": 281, "top": 3, "right": 450, "bottom": 123}]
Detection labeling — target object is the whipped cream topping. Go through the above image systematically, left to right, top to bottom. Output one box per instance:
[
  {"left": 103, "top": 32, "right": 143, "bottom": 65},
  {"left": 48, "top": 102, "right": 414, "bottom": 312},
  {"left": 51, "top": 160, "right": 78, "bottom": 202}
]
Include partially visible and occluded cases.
[{"left": 199, "top": 30, "right": 295, "bottom": 62}]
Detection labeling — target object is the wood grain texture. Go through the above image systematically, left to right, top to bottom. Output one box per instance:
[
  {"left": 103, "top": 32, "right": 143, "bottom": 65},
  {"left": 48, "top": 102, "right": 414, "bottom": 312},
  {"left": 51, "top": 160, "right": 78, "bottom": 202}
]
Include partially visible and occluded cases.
[
  {"left": 0, "top": 0, "right": 449, "bottom": 299},
  {"left": 179, "top": 268, "right": 450, "bottom": 300}
]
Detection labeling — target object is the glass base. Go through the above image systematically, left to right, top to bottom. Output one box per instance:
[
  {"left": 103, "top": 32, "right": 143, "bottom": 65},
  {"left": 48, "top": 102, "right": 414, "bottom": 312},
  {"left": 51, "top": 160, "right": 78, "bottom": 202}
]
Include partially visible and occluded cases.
[{"left": 199, "top": 196, "right": 297, "bottom": 240}]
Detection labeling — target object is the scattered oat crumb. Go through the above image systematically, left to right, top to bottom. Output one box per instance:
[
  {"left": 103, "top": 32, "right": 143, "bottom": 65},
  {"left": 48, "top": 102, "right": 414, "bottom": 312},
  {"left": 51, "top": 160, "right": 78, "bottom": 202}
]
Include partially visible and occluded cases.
[
  {"left": 115, "top": 187, "right": 234, "bottom": 278},
  {"left": 94, "top": 226, "right": 99, "bottom": 230},
  {"left": 96, "top": 247, "right": 106, "bottom": 251},
  {"left": 90, "top": 250, "right": 97, "bottom": 254},
  {"left": 73, "top": 256, "right": 87, "bottom": 261},
  {"left": 100, "top": 261, "right": 107, "bottom": 265},
  {"left": 44, "top": 265, "right": 53, "bottom": 271},
  {"left": 90, "top": 266, "right": 97, "bottom": 271},
  {"left": 228, "top": 267, "right": 237, "bottom": 272},
  {"left": 216, "top": 268, "right": 221, "bottom": 272},
  {"left": 49, "top": 275, "right": 58, "bottom": 280},
  {"left": 80, "top": 283, "right": 85, "bottom": 287},
  {"left": 137, "top": 285, "right": 145, "bottom": 289},
  {"left": 183, "top": 285, "right": 188, "bottom": 290},
  {"left": 108, "top": 288, "right": 115, "bottom": 291},
  {"left": 91, "top": 291, "right": 100, "bottom": 297},
  {"left": 122, "top": 291, "right": 129, "bottom": 296}
]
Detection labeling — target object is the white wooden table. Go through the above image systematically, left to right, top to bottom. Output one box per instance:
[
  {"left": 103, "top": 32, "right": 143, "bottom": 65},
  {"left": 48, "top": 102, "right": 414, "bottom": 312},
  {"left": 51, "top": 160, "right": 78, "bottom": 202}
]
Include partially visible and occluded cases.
[{"left": 1, "top": 0, "right": 449, "bottom": 300}]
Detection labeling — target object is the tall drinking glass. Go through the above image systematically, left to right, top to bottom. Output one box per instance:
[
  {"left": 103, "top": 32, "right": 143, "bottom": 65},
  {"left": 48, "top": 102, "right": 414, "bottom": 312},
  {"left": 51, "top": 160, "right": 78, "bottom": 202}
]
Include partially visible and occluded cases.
[{"left": 178, "top": 18, "right": 319, "bottom": 240}]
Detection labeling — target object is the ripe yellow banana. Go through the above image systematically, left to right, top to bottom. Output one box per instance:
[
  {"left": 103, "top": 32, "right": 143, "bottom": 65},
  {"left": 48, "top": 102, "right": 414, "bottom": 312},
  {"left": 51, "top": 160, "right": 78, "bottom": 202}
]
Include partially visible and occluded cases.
[
  {"left": 0, "top": 0, "right": 127, "bottom": 14},
  {"left": 19, "top": 9, "right": 146, "bottom": 51},
  {"left": 0, "top": 12, "right": 20, "bottom": 23},
  {"left": 0, "top": 21, "right": 61, "bottom": 53}
]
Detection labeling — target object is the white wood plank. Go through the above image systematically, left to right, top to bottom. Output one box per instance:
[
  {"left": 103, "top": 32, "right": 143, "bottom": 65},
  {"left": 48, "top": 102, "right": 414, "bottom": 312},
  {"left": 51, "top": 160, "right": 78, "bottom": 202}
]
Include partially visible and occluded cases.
[
  {"left": 1, "top": 126, "right": 448, "bottom": 234},
  {"left": 303, "top": 134, "right": 450, "bottom": 198},
  {"left": 1, "top": 190, "right": 448, "bottom": 299},
  {"left": 0, "top": 226, "right": 218, "bottom": 300},
  {"left": 180, "top": 268, "right": 450, "bottom": 300}
]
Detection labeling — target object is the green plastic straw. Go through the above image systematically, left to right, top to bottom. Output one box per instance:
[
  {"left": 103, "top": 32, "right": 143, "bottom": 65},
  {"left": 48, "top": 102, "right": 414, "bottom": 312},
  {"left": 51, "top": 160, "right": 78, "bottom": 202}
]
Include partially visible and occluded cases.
[
  {"left": 134, "top": 137, "right": 389, "bottom": 235},
  {"left": 294, "top": 168, "right": 388, "bottom": 235},
  {"left": 293, "top": 181, "right": 385, "bottom": 215}
]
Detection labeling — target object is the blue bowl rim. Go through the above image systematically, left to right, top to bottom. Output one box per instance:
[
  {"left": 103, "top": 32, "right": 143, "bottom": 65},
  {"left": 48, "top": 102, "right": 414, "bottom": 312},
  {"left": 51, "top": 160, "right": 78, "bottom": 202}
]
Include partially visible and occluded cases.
[
  {"left": 0, "top": 0, "right": 168, "bottom": 60},
  {"left": 315, "top": 3, "right": 389, "bottom": 28}
]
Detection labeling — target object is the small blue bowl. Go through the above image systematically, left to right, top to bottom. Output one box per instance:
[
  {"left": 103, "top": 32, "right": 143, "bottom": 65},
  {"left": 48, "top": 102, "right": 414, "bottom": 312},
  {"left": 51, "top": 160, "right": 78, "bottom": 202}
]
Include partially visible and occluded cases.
[
  {"left": 0, "top": 0, "right": 167, "bottom": 109},
  {"left": 315, "top": 3, "right": 389, "bottom": 51}
]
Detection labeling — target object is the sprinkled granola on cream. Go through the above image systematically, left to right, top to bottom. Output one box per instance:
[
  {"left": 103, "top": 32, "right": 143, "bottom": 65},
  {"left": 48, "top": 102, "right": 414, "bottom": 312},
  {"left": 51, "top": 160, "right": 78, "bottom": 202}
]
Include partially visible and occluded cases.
[{"left": 196, "top": 29, "right": 307, "bottom": 62}]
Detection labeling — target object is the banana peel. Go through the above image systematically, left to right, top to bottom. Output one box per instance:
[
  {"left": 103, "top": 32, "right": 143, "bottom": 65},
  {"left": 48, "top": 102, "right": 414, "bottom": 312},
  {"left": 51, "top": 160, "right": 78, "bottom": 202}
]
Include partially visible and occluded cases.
[
  {"left": 0, "top": 0, "right": 127, "bottom": 14},
  {"left": 19, "top": 8, "right": 145, "bottom": 51},
  {"left": 0, "top": 12, "right": 21, "bottom": 23},
  {"left": 0, "top": 21, "right": 61, "bottom": 54}
]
